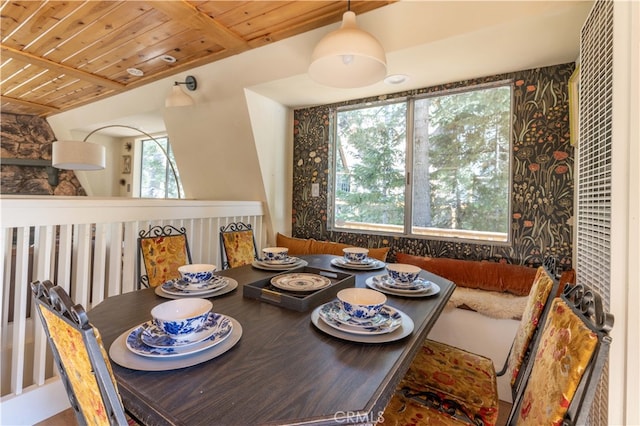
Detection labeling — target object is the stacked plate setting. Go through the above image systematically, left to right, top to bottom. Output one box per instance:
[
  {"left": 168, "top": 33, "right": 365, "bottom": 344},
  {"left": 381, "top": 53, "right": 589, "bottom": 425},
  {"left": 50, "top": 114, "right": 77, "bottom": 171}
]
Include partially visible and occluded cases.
[
  {"left": 252, "top": 247, "right": 307, "bottom": 270},
  {"left": 365, "top": 264, "right": 440, "bottom": 298},
  {"left": 160, "top": 275, "right": 230, "bottom": 297},
  {"left": 125, "top": 299, "right": 234, "bottom": 358}
]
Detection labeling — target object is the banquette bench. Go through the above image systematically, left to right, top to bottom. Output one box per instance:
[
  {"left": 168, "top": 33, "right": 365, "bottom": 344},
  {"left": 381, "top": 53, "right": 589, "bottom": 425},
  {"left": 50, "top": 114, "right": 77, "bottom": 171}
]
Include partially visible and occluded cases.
[{"left": 275, "top": 233, "right": 575, "bottom": 402}]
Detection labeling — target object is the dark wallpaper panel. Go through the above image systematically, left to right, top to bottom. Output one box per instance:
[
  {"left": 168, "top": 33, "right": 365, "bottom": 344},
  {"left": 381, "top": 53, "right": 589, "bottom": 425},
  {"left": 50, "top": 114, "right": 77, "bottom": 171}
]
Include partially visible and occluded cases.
[{"left": 292, "top": 63, "right": 575, "bottom": 269}]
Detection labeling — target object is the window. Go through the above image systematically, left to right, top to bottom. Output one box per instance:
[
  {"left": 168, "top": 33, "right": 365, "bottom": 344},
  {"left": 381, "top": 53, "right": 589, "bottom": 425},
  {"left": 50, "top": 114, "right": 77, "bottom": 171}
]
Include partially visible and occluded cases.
[
  {"left": 331, "top": 82, "right": 512, "bottom": 242},
  {"left": 139, "top": 136, "right": 183, "bottom": 199}
]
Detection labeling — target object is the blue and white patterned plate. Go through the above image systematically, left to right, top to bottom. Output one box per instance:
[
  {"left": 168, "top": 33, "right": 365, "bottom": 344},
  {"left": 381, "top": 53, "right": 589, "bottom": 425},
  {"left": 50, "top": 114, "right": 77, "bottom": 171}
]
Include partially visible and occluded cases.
[
  {"left": 259, "top": 256, "right": 299, "bottom": 265},
  {"left": 330, "top": 257, "right": 386, "bottom": 270},
  {"left": 270, "top": 273, "right": 331, "bottom": 292},
  {"left": 172, "top": 275, "right": 226, "bottom": 291},
  {"left": 366, "top": 275, "right": 440, "bottom": 298},
  {"left": 374, "top": 275, "right": 434, "bottom": 292},
  {"left": 161, "top": 277, "right": 228, "bottom": 296},
  {"left": 318, "top": 301, "right": 402, "bottom": 335},
  {"left": 141, "top": 312, "right": 221, "bottom": 348},
  {"left": 126, "top": 314, "right": 233, "bottom": 358}
]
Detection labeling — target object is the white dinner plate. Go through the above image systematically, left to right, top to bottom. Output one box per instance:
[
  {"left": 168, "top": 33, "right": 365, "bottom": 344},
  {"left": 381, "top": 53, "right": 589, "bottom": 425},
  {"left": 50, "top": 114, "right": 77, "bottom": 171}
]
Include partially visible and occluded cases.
[
  {"left": 330, "top": 257, "right": 386, "bottom": 271},
  {"left": 251, "top": 259, "right": 308, "bottom": 271},
  {"left": 270, "top": 272, "right": 331, "bottom": 292},
  {"left": 365, "top": 275, "right": 440, "bottom": 298},
  {"left": 155, "top": 278, "right": 238, "bottom": 300},
  {"left": 318, "top": 301, "right": 402, "bottom": 335},
  {"left": 311, "top": 304, "right": 413, "bottom": 343},
  {"left": 126, "top": 314, "right": 233, "bottom": 358},
  {"left": 109, "top": 317, "right": 242, "bottom": 371}
]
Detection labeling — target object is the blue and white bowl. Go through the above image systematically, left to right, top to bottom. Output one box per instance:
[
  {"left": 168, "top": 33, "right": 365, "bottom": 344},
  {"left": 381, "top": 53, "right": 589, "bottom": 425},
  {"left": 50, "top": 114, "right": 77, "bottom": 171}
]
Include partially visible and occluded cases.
[
  {"left": 262, "top": 247, "right": 289, "bottom": 262},
  {"left": 342, "top": 247, "right": 369, "bottom": 264},
  {"left": 386, "top": 263, "right": 421, "bottom": 285},
  {"left": 178, "top": 264, "right": 216, "bottom": 284},
  {"left": 337, "top": 288, "right": 387, "bottom": 321},
  {"left": 151, "top": 298, "right": 212, "bottom": 337}
]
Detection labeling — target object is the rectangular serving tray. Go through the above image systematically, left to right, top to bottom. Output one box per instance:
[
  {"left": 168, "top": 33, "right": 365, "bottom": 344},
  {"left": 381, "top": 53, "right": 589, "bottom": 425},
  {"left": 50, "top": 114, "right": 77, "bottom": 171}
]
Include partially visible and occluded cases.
[{"left": 242, "top": 266, "right": 355, "bottom": 312}]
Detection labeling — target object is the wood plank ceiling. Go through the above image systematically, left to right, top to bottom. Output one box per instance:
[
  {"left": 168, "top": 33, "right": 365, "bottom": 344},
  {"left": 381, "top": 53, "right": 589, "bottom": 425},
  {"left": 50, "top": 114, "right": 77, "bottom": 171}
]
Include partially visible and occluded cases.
[{"left": 0, "top": 1, "right": 393, "bottom": 117}]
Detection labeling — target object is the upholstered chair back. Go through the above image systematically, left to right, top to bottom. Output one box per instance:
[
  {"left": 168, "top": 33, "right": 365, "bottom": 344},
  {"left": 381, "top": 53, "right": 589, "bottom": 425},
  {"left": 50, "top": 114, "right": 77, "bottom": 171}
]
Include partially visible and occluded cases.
[
  {"left": 220, "top": 222, "right": 258, "bottom": 269},
  {"left": 137, "top": 225, "right": 191, "bottom": 288},
  {"left": 31, "top": 280, "right": 131, "bottom": 426}
]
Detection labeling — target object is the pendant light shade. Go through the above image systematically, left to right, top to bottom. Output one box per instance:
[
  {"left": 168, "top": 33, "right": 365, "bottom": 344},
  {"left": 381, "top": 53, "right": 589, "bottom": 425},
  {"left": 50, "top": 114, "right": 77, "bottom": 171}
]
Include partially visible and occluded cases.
[
  {"left": 308, "top": 11, "right": 387, "bottom": 88},
  {"left": 52, "top": 140, "right": 106, "bottom": 170}
]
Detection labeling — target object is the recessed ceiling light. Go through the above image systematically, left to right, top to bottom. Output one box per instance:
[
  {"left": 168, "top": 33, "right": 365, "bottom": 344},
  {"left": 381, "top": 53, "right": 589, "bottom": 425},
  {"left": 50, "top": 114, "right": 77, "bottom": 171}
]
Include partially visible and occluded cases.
[
  {"left": 160, "top": 55, "right": 177, "bottom": 63},
  {"left": 127, "top": 68, "right": 144, "bottom": 77},
  {"left": 384, "top": 74, "right": 409, "bottom": 85}
]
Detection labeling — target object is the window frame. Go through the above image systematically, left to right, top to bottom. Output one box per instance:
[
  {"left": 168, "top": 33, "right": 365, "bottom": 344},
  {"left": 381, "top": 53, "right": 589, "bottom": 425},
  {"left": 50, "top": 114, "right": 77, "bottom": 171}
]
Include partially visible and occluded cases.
[
  {"left": 328, "top": 80, "right": 514, "bottom": 245},
  {"left": 137, "top": 135, "right": 183, "bottom": 199}
]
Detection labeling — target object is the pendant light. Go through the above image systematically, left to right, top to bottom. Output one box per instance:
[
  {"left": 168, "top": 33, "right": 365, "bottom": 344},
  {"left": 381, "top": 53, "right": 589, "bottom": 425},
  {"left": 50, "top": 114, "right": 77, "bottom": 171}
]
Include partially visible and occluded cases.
[{"left": 308, "top": 1, "right": 386, "bottom": 88}]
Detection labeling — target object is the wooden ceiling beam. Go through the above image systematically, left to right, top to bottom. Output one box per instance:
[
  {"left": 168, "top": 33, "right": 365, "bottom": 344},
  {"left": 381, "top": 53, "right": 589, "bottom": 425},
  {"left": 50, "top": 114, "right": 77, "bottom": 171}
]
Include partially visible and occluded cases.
[
  {"left": 148, "top": 1, "right": 250, "bottom": 53},
  {"left": 1, "top": 46, "right": 125, "bottom": 90},
  {"left": 0, "top": 95, "right": 60, "bottom": 114}
]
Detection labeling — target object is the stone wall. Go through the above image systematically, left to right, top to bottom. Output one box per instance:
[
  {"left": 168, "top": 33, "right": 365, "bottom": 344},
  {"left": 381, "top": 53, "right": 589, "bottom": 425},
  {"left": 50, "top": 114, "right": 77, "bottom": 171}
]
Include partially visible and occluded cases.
[{"left": 1, "top": 113, "right": 85, "bottom": 196}]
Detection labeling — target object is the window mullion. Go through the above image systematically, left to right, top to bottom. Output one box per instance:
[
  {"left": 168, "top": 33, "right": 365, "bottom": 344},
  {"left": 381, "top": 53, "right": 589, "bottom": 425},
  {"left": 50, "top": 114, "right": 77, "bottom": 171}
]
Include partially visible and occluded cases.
[{"left": 404, "top": 99, "right": 415, "bottom": 236}]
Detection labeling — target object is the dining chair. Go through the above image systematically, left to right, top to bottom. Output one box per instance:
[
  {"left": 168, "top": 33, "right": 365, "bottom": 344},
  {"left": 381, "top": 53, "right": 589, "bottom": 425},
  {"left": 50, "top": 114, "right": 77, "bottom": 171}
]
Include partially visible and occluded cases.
[
  {"left": 219, "top": 222, "right": 258, "bottom": 269},
  {"left": 137, "top": 224, "right": 192, "bottom": 288},
  {"left": 385, "top": 257, "right": 560, "bottom": 426},
  {"left": 30, "top": 280, "right": 138, "bottom": 426},
  {"left": 381, "top": 280, "right": 613, "bottom": 426}
]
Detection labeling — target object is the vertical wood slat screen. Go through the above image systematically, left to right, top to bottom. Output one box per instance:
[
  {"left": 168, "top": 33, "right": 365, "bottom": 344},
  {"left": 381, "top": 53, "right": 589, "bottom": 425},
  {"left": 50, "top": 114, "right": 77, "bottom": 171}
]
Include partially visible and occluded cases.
[{"left": 576, "top": 0, "right": 613, "bottom": 424}]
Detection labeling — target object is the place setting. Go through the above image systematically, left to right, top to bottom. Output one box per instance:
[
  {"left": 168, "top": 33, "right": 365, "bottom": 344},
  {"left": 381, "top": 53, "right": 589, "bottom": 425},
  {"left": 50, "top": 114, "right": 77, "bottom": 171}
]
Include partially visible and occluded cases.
[
  {"left": 252, "top": 247, "right": 308, "bottom": 271},
  {"left": 330, "top": 247, "right": 386, "bottom": 271},
  {"left": 155, "top": 263, "right": 238, "bottom": 299},
  {"left": 366, "top": 263, "right": 440, "bottom": 298},
  {"left": 311, "top": 287, "right": 414, "bottom": 343},
  {"left": 109, "top": 298, "right": 242, "bottom": 371}
]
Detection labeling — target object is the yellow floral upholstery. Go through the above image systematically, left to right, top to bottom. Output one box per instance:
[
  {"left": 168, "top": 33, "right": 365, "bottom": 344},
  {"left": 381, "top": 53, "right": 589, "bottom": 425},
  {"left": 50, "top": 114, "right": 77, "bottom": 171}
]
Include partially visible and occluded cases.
[
  {"left": 221, "top": 230, "right": 256, "bottom": 268},
  {"left": 140, "top": 234, "right": 189, "bottom": 287},
  {"left": 505, "top": 266, "right": 555, "bottom": 387},
  {"left": 516, "top": 297, "right": 598, "bottom": 425},
  {"left": 40, "top": 306, "right": 116, "bottom": 426},
  {"left": 399, "top": 339, "right": 498, "bottom": 425},
  {"left": 381, "top": 387, "right": 477, "bottom": 426}
]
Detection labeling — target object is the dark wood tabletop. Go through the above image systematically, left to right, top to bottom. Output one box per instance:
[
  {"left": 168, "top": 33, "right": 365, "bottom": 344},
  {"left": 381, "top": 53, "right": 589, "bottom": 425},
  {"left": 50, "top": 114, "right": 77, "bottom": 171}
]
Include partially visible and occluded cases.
[{"left": 89, "top": 254, "right": 454, "bottom": 426}]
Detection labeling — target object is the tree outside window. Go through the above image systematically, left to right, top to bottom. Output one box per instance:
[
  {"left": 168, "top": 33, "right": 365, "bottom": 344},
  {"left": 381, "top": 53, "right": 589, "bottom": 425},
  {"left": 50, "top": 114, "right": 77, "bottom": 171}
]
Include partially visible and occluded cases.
[
  {"left": 332, "top": 82, "right": 512, "bottom": 242},
  {"left": 139, "top": 136, "right": 183, "bottom": 199}
]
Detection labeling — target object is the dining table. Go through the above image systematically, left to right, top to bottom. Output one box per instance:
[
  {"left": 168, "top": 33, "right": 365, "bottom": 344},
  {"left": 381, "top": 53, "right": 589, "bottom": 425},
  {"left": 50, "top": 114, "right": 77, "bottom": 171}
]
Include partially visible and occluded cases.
[{"left": 88, "top": 254, "right": 455, "bottom": 426}]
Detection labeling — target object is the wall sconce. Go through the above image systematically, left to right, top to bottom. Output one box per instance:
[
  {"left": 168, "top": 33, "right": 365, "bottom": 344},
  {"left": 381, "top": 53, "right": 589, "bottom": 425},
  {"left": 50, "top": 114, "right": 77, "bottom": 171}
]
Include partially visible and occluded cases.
[
  {"left": 308, "top": 2, "right": 386, "bottom": 88},
  {"left": 165, "top": 75, "right": 197, "bottom": 107},
  {"left": 51, "top": 124, "right": 182, "bottom": 198}
]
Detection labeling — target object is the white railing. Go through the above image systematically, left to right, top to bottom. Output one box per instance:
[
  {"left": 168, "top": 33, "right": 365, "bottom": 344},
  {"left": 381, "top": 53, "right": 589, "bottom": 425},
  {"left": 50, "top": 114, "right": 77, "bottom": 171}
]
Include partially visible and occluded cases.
[{"left": 0, "top": 196, "right": 265, "bottom": 425}]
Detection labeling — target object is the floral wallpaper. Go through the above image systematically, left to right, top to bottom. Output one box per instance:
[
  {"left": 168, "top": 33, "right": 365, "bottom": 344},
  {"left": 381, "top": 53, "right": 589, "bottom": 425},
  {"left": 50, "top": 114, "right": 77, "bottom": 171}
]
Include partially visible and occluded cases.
[{"left": 292, "top": 63, "right": 575, "bottom": 269}]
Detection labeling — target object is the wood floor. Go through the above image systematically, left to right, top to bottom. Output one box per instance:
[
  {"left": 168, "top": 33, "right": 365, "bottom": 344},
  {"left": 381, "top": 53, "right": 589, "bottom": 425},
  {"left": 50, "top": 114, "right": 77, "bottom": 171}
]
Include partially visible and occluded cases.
[{"left": 37, "top": 401, "right": 514, "bottom": 426}]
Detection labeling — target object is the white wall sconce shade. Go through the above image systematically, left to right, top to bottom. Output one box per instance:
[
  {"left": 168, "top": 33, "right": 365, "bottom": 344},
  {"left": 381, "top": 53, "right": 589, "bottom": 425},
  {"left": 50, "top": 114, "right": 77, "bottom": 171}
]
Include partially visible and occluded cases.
[
  {"left": 308, "top": 11, "right": 387, "bottom": 88},
  {"left": 165, "top": 75, "right": 197, "bottom": 107},
  {"left": 52, "top": 140, "right": 106, "bottom": 170}
]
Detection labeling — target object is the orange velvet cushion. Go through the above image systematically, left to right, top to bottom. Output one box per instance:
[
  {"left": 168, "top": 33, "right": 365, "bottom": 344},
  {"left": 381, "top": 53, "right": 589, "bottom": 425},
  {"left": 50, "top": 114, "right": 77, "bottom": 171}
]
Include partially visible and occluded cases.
[
  {"left": 275, "top": 233, "right": 389, "bottom": 261},
  {"left": 396, "top": 253, "right": 537, "bottom": 296}
]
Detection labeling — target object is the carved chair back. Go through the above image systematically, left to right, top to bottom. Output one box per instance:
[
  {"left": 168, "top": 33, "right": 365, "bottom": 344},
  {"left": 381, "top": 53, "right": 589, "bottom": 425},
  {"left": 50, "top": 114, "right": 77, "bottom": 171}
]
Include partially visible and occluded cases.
[{"left": 137, "top": 225, "right": 192, "bottom": 288}]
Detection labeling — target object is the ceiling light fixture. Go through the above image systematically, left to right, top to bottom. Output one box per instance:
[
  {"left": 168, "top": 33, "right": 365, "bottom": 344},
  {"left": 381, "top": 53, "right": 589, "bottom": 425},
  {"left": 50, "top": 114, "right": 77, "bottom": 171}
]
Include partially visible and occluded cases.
[
  {"left": 308, "top": 0, "right": 386, "bottom": 88},
  {"left": 165, "top": 75, "right": 197, "bottom": 107},
  {"left": 51, "top": 125, "right": 182, "bottom": 198}
]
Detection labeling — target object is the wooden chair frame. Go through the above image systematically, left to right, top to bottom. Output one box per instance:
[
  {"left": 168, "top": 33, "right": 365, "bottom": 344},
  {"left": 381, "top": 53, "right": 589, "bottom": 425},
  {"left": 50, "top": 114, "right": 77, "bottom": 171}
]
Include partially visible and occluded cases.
[
  {"left": 219, "top": 222, "right": 258, "bottom": 269},
  {"left": 137, "top": 224, "right": 192, "bottom": 288},
  {"left": 31, "top": 280, "right": 130, "bottom": 426},
  {"left": 507, "top": 281, "right": 614, "bottom": 425}
]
